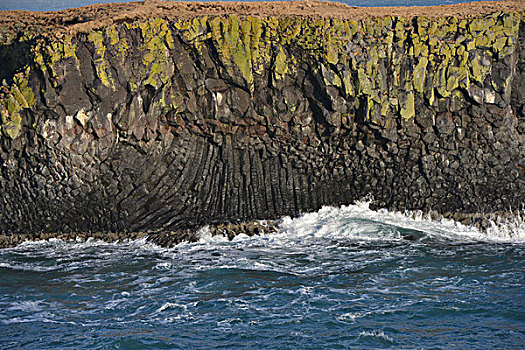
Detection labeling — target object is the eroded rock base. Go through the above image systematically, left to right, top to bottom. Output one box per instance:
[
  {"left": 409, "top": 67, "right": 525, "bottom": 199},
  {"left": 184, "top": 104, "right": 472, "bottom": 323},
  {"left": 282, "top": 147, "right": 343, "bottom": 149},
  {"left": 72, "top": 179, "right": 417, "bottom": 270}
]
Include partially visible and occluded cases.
[{"left": 0, "top": 220, "right": 278, "bottom": 248}]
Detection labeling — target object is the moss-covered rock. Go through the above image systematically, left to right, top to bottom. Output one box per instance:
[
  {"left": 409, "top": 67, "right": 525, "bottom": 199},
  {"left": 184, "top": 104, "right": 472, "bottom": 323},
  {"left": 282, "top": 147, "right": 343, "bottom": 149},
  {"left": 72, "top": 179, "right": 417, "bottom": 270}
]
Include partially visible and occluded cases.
[
  {"left": 0, "top": 11, "right": 522, "bottom": 134},
  {"left": 0, "top": 68, "right": 36, "bottom": 138}
]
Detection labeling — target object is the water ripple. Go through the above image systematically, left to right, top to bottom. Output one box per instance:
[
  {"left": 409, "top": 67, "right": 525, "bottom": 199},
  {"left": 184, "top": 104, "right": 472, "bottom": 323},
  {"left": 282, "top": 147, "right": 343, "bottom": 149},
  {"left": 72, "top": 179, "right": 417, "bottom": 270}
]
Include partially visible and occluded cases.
[{"left": 1, "top": 204, "right": 524, "bottom": 349}]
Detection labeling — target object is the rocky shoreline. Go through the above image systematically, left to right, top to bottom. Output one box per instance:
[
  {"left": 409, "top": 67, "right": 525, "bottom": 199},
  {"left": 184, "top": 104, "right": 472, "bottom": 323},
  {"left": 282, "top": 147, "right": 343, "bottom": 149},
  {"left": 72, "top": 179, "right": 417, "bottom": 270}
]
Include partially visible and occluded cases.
[
  {"left": 0, "top": 1, "right": 524, "bottom": 245},
  {"left": 1, "top": 209, "right": 521, "bottom": 249},
  {"left": 0, "top": 220, "right": 278, "bottom": 248}
]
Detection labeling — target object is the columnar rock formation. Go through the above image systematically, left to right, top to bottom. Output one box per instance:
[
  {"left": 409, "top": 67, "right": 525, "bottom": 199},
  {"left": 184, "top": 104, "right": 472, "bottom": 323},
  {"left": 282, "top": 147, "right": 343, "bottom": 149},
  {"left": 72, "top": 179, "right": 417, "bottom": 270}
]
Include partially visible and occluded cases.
[{"left": 0, "top": 1, "right": 524, "bottom": 236}]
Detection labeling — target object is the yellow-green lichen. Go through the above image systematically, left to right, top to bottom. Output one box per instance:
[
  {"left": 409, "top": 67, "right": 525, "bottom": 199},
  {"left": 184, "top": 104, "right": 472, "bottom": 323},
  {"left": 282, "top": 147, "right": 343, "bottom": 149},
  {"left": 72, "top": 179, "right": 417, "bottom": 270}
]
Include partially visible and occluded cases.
[
  {"left": 2, "top": 9, "right": 521, "bottom": 137},
  {"left": 160, "top": 12, "right": 520, "bottom": 122},
  {"left": 204, "top": 15, "right": 274, "bottom": 91},
  {"left": 125, "top": 18, "right": 176, "bottom": 91},
  {"left": 105, "top": 24, "right": 129, "bottom": 66},
  {"left": 88, "top": 30, "right": 115, "bottom": 88},
  {"left": 32, "top": 34, "right": 78, "bottom": 86},
  {"left": 274, "top": 47, "right": 289, "bottom": 81},
  {"left": 469, "top": 53, "right": 491, "bottom": 84},
  {"left": 413, "top": 57, "right": 428, "bottom": 93},
  {"left": 434, "top": 62, "right": 450, "bottom": 97},
  {"left": 446, "top": 66, "right": 468, "bottom": 92},
  {"left": 357, "top": 68, "right": 374, "bottom": 96},
  {"left": 0, "top": 69, "right": 36, "bottom": 139},
  {"left": 341, "top": 70, "right": 355, "bottom": 97},
  {"left": 399, "top": 90, "right": 415, "bottom": 120}
]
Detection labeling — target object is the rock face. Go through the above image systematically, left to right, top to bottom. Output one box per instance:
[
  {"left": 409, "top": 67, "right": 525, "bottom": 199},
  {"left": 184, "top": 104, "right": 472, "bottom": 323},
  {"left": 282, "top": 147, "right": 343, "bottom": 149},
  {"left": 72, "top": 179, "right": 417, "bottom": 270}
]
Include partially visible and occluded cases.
[{"left": 0, "top": 9, "right": 524, "bottom": 236}]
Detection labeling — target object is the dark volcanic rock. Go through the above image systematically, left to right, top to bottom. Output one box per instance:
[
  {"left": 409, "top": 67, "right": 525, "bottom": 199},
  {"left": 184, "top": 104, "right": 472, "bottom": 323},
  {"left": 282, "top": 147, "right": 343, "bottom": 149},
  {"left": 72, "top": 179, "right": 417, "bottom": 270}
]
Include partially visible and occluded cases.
[
  {"left": 0, "top": 10, "right": 524, "bottom": 242},
  {"left": 0, "top": 220, "right": 277, "bottom": 248}
]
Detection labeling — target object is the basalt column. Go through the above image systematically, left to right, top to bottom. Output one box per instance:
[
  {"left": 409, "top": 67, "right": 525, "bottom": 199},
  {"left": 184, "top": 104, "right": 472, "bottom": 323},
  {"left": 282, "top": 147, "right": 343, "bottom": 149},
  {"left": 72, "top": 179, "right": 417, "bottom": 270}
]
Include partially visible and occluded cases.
[{"left": 0, "top": 12, "right": 524, "bottom": 235}]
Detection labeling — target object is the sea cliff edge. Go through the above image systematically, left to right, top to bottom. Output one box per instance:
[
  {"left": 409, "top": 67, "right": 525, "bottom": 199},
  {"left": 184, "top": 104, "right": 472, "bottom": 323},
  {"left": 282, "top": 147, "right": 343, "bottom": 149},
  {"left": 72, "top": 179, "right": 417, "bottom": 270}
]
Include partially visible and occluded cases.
[{"left": 0, "top": 1, "right": 524, "bottom": 246}]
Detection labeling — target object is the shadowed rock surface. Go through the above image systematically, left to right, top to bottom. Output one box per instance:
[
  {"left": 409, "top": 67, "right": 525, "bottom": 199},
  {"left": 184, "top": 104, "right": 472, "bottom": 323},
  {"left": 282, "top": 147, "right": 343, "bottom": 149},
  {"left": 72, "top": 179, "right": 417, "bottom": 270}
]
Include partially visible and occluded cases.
[
  {"left": 0, "top": 1, "right": 524, "bottom": 244},
  {"left": 0, "top": 220, "right": 277, "bottom": 248}
]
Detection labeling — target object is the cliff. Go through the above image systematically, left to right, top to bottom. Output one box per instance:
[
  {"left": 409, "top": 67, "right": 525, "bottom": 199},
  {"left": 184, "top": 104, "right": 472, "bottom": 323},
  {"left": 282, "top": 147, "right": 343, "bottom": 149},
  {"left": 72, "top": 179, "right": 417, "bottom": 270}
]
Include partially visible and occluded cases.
[{"left": 0, "top": 1, "right": 524, "bottom": 239}]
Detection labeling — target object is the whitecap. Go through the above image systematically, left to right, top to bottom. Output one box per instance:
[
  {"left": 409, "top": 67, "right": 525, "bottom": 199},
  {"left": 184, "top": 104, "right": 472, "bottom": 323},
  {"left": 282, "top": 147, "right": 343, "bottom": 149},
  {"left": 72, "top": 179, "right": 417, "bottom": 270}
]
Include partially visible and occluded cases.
[
  {"left": 275, "top": 200, "right": 525, "bottom": 244},
  {"left": 0, "top": 262, "right": 57, "bottom": 272},
  {"left": 7, "top": 301, "right": 44, "bottom": 312},
  {"left": 156, "top": 302, "right": 188, "bottom": 313},
  {"left": 337, "top": 312, "right": 368, "bottom": 322},
  {"left": 358, "top": 329, "right": 394, "bottom": 343}
]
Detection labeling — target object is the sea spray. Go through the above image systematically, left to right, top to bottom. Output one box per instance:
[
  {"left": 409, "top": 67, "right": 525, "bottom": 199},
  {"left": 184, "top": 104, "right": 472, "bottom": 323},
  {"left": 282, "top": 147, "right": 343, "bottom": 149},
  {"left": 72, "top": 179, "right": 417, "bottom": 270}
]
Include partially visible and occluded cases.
[{"left": 1, "top": 204, "right": 524, "bottom": 349}]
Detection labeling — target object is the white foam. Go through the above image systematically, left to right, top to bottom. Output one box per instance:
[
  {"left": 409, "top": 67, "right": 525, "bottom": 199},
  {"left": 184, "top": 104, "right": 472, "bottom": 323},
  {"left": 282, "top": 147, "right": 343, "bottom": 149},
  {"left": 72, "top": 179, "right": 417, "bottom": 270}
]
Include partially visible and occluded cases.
[
  {"left": 276, "top": 200, "right": 525, "bottom": 243},
  {"left": 2, "top": 201, "right": 523, "bottom": 256},
  {"left": 482, "top": 209, "right": 525, "bottom": 241},
  {"left": 196, "top": 226, "right": 229, "bottom": 244},
  {"left": 0, "top": 261, "right": 57, "bottom": 272},
  {"left": 7, "top": 301, "right": 44, "bottom": 312},
  {"left": 156, "top": 302, "right": 188, "bottom": 313},
  {"left": 337, "top": 312, "right": 370, "bottom": 322},
  {"left": 358, "top": 330, "right": 394, "bottom": 343}
]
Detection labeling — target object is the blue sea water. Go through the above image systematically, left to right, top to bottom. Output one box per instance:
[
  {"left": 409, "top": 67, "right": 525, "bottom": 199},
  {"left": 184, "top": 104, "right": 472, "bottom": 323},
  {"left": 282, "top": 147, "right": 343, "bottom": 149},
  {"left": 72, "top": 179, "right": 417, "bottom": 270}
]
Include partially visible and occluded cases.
[
  {"left": 0, "top": 0, "right": 505, "bottom": 12},
  {"left": 1, "top": 203, "right": 524, "bottom": 349}
]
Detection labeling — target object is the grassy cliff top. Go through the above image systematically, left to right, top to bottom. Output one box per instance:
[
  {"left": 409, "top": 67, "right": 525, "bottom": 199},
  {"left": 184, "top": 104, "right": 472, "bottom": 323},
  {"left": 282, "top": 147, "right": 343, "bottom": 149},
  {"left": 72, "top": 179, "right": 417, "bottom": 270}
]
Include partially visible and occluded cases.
[{"left": 0, "top": 0, "right": 524, "bottom": 36}]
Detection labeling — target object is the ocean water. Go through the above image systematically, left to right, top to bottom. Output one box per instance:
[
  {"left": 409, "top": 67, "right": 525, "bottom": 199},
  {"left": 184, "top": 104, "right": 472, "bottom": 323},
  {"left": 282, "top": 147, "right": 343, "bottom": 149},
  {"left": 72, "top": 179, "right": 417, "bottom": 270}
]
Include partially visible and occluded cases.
[
  {"left": 0, "top": 0, "right": 504, "bottom": 12},
  {"left": 1, "top": 202, "right": 524, "bottom": 349}
]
